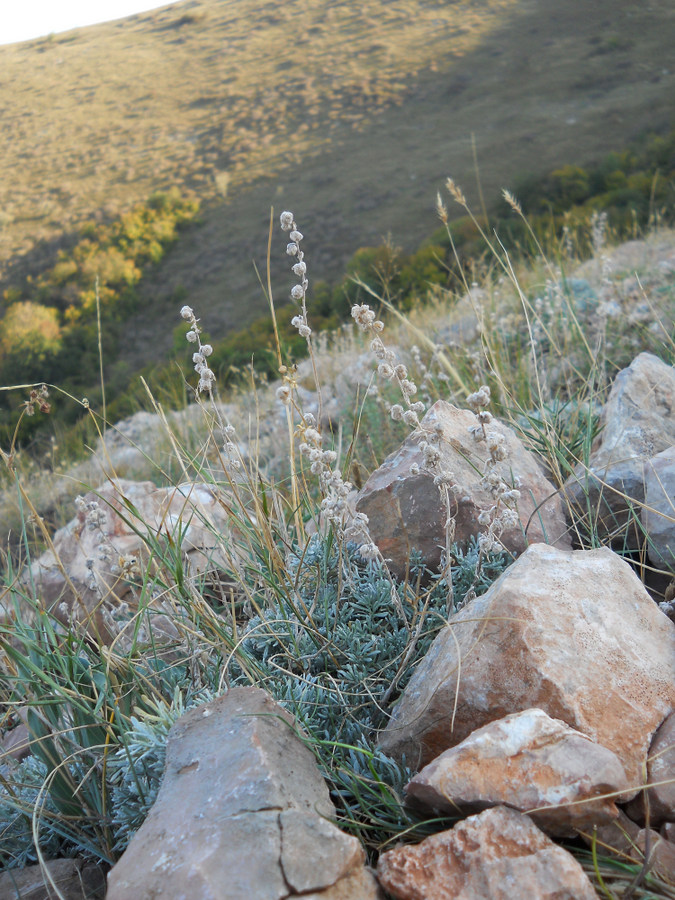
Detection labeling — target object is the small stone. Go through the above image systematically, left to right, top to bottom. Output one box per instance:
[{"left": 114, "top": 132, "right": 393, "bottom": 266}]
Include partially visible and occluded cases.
[{"left": 377, "top": 806, "right": 598, "bottom": 899}]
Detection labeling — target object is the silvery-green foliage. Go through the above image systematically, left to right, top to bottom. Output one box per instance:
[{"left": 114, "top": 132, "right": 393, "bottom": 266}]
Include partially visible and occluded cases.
[
  {"left": 235, "top": 535, "right": 510, "bottom": 844},
  {"left": 449, "top": 536, "right": 512, "bottom": 600},
  {"left": 0, "top": 756, "right": 62, "bottom": 868}
]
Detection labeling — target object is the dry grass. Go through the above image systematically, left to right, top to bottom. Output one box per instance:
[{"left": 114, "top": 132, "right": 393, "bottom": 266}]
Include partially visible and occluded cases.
[{"left": 0, "top": 0, "right": 674, "bottom": 367}]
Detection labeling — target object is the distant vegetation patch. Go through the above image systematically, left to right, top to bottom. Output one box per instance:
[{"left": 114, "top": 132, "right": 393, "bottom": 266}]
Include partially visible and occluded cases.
[{"left": 0, "top": 189, "right": 198, "bottom": 440}]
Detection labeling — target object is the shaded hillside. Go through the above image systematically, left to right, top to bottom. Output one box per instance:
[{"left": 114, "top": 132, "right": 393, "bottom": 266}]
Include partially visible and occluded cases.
[{"left": 0, "top": 0, "right": 674, "bottom": 369}]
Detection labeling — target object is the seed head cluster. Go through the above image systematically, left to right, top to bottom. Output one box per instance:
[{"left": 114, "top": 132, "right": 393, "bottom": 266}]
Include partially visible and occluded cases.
[
  {"left": 280, "top": 211, "right": 311, "bottom": 340},
  {"left": 353, "top": 303, "right": 425, "bottom": 428},
  {"left": 181, "top": 305, "right": 215, "bottom": 394},
  {"left": 466, "top": 385, "right": 520, "bottom": 553}
]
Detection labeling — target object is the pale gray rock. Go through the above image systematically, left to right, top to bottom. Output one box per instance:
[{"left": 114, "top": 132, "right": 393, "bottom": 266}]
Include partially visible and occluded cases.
[
  {"left": 564, "top": 353, "right": 675, "bottom": 548},
  {"left": 356, "top": 400, "right": 571, "bottom": 578},
  {"left": 643, "top": 446, "right": 675, "bottom": 570},
  {"left": 16, "top": 479, "right": 242, "bottom": 648},
  {"left": 379, "top": 544, "right": 675, "bottom": 790},
  {"left": 106, "top": 687, "right": 380, "bottom": 900},
  {"left": 406, "top": 708, "right": 629, "bottom": 837},
  {"left": 625, "top": 710, "right": 675, "bottom": 827},
  {"left": 377, "top": 806, "right": 598, "bottom": 900}
]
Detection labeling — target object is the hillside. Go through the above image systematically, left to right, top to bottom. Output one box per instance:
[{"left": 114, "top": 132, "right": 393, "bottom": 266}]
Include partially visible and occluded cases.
[{"left": 1, "top": 0, "right": 674, "bottom": 372}]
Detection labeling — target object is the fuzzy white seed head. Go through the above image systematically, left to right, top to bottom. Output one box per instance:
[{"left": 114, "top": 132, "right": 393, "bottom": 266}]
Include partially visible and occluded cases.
[
  {"left": 280, "top": 211, "right": 295, "bottom": 231},
  {"left": 286, "top": 242, "right": 299, "bottom": 256},
  {"left": 290, "top": 284, "right": 305, "bottom": 301},
  {"left": 180, "top": 305, "right": 194, "bottom": 320},
  {"left": 276, "top": 384, "right": 292, "bottom": 405},
  {"left": 359, "top": 542, "right": 380, "bottom": 561}
]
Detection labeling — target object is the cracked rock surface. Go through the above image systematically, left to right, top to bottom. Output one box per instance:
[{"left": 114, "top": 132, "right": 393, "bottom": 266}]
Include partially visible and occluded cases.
[{"left": 106, "top": 687, "right": 381, "bottom": 900}]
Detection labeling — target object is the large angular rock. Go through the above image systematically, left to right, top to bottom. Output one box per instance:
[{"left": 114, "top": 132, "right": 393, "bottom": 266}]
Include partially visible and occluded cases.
[
  {"left": 564, "top": 353, "right": 675, "bottom": 547},
  {"left": 356, "top": 400, "right": 570, "bottom": 577},
  {"left": 643, "top": 446, "right": 675, "bottom": 570},
  {"left": 16, "top": 479, "right": 240, "bottom": 647},
  {"left": 379, "top": 544, "right": 675, "bottom": 789},
  {"left": 107, "top": 687, "right": 380, "bottom": 900},
  {"left": 406, "top": 708, "right": 629, "bottom": 837},
  {"left": 376, "top": 806, "right": 598, "bottom": 900}
]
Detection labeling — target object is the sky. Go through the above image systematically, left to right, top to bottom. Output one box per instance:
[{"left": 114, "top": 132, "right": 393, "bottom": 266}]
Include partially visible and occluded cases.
[{"left": 1, "top": 1, "right": 182, "bottom": 46}]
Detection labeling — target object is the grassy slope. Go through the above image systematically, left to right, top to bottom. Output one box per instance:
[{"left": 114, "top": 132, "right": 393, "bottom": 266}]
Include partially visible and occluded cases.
[{"left": 0, "top": 0, "right": 674, "bottom": 377}]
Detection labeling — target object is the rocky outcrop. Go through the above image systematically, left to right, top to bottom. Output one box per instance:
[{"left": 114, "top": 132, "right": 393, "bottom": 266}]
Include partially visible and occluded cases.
[
  {"left": 564, "top": 353, "right": 675, "bottom": 551},
  {"left": 356, "top": 400, "right": 571, "bottom": 578},
  {"left": 378, "top": 543, "right": 675, "bottom": 788},
  {"left": 106, "top": 687, "right": 380, "bottom": 900},
  {"left": 405, "top": 708, "right": 629, "bottom": 837},
  {"left": 377, "top": 806, "right": 599, "bottom": 900}
]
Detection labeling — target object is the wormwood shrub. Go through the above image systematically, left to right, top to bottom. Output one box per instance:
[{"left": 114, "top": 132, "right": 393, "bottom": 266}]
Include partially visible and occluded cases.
[{"left": 109, "top": 534, "right": 511, "bottom": 856}]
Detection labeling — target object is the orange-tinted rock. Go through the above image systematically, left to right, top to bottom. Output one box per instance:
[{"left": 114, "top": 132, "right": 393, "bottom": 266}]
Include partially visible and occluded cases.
[
  {"left": 356, "top": 400, "right": 570, "bottom": 578},
  {"left": 379, "top": 544, "right": 675, "bottom": 790},
  {"left": 406, "top": 708, "right": 629, "bottom": 837},
  {"left": 377, "top": 806, "right": 598, "bottom": 900}
]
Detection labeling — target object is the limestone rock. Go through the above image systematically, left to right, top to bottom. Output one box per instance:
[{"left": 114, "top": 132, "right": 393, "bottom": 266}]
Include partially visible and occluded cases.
[
  {"left": 564, "top": 353, "right": 675, "bottom": 548},
  {"left": 356, "top": 400, "right": 571, "bottom": 578},
  {"left": 643, "top": 446, "right": 675, "bottom": 571},
  {"left": 17, "top": 479, "right": 241, "bottom": 648},
  {"left": 379, "top": 544, "right": 675, "bottom": 789},
  {"left": 107, "top": 687, "right": 380, "bottom": 900},
  {"left": 406, "top": 708, "right": 629, "bottom": 837},
  {"left": 625, "top": 711, "right": 675, "bottom": 827},
  {"left": 376, "top": 805, "right": 598, "bottom": 900},
  {"left": 0, "top": 858, "right": 106, "bottom": 899}
]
